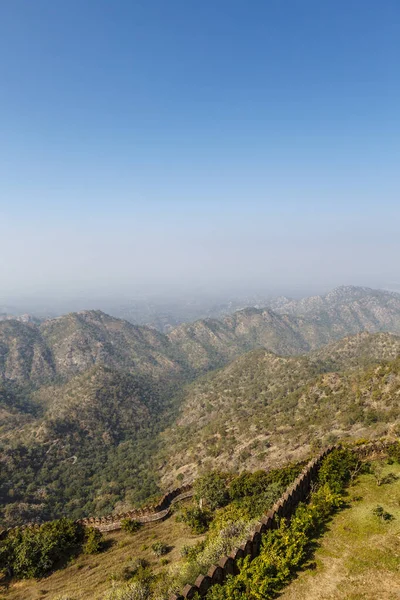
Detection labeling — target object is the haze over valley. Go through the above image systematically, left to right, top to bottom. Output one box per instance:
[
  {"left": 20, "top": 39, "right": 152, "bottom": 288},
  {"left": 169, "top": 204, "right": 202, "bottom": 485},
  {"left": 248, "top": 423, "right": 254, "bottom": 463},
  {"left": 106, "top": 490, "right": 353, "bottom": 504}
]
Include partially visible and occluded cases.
[
  {"left": 1, "top": 2, "right": 400, "bottom": 598},
  {"left": 2, "top": 284, "right": 400, "bottom": 527}
]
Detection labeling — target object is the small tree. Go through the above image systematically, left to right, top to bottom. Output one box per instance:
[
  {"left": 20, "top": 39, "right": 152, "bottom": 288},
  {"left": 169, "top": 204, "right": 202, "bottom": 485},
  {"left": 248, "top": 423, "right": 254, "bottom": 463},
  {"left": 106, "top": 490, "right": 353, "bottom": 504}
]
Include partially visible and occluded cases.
[
  {"left": 194, "top": 471, "right": 229, "bottom": 511},
  {"left": 180, "top": 506, "right": 213, "bottom": 534},
  {"left": 0, "top": 518, "right": 84, "bottom": 579},
  {"left": 120, "top": 518, "right": 142, "bottom": 534},
  {"left": 83, "top": 527, "right": 104, "bottom": 554}
]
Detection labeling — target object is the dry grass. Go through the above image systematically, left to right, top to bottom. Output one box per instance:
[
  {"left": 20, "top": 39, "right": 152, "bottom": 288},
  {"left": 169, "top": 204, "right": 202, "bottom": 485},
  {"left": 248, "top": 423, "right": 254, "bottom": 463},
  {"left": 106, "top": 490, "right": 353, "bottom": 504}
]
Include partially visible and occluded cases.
[
  {"left": 279, "top": 461, "right": 400, "bottom": 600},
  {"left": 0, "top": 504, "right": 204, "bottom": 600}
]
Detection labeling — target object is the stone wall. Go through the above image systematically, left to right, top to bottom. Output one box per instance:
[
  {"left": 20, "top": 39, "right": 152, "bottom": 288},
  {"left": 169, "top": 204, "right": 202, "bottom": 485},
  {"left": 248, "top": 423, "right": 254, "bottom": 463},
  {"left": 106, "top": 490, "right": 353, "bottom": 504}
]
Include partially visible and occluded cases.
[
  {"left": 1, "top": 438, "right": 394, "bottom": 542},
  {"left": 353, "top": 439, "right": 395, "bottom": 459},
  {"left": 169, "top": 445, "right": 336, "bottom": 600},
  {"left": 0, "top": 484, "right": 193, "bottom": 540},
  {"left": 78, "top": 484, "right": 193, "bottom": 532}
]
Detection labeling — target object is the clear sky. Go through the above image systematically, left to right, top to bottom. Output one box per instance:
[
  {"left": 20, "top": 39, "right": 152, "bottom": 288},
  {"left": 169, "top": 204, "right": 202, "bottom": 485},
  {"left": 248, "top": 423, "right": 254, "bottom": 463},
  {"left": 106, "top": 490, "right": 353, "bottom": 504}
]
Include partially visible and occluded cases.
[{"left": 1, "top": 1, "right": 399, "bottom": 304}]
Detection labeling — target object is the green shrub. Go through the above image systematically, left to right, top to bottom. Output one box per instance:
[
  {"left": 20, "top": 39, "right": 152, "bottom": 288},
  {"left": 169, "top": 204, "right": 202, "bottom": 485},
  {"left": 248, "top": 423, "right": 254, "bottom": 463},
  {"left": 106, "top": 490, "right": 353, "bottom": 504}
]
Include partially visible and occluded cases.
[
  {"left": 387, "top": 442, "right": 400, "bottom": 463},
  {"left": 318, "top": 447, "right": 359, "bottom": 492},
  {"left": 229, "top": 464, "right": 303, "bottom": 501},
  {"left": 194, "top": 472, "right": 229, "bottom": 510},
  {"left": 373, "top": 505, "right": 394, "bottom": 521},
  {"left": 180, "top": 506, "right": 213, "bottom": 534},
  {"left": 0, "top": 518, "right": 84, "bottom": 579},
  {"left": 120, "top": 518, "right": 142, "bottom": 534},
  {"left": 83, "top": 526, "right": 104, "bottom": 554},
  {"left": 151, "top": 541, "right": 169, "bottom": 557},
  {"left": 180, "top": 541, "right": 205, "bottom": 560},
  {"left": 118, "top": 558, "right": 149, "bottom": 581},
  {"left": 103, "top": 580, "right": 150, "bottom": 599}
]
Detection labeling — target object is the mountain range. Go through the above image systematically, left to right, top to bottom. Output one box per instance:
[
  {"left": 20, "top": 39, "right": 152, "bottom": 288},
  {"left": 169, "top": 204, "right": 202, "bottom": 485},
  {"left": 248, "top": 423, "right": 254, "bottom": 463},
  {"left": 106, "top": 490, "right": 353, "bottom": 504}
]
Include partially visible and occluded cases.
[
  {"left": 2, "top": 285, "right": 400, "bottom": 527},
  {"left": 3, "top": 285, "right": 400, "bottom": 386}
]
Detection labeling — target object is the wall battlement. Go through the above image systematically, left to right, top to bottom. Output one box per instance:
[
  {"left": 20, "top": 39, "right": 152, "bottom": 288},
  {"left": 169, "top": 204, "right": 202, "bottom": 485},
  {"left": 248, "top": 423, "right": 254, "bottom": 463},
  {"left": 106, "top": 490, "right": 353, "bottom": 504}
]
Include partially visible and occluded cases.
[
  {"left": 168, "top": 445, "right": 337, "bottom": 600},
  {"left": 0, "top": 484, "right": 194, "bottom": 540},
  {"left": 78, "top": 484, "right": 194, "bottom": 532}
]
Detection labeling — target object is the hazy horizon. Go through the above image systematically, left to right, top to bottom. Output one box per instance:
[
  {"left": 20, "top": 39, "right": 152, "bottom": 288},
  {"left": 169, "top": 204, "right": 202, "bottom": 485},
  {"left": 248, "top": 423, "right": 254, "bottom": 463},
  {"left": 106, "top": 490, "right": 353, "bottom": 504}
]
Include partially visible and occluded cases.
[{"left": 1, "top": 1, "right": 399, "bottom": 308}]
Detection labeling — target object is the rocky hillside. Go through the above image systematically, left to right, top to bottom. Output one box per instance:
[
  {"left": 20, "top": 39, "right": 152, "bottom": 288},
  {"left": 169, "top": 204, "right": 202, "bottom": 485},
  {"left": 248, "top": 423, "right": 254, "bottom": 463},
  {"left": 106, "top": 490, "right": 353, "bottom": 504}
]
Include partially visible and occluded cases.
[
  {"left": 269, "top": 285, "right": 400, "bottom": 335},
  {"left": 3, "top": 286, "right": 400, "bottom": 527},
  {"left": 3, "top": 286, "right": 400, "bottom": 388},
  {"left": 166, "top": 287, "right": 400, "bottom": 371},
  {"left": 39, "top": 310, "right": 184, "bottom": 381},
  {"left": 0, "top": 320, "right": 55, "bottom": 385},
  {"left": 158, "top": 331, "right": 400, "bottom": 488},
  {"left": 309, "top": 331, "right": 400, "bottom": 371}
]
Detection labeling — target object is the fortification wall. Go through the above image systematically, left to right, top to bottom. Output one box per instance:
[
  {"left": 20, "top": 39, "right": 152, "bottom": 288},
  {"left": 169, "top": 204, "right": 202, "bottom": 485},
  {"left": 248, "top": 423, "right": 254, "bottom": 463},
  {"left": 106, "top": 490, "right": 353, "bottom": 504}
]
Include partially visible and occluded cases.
[
  {"left": 1, "top": 438, "right": 395, "bottom": 542},
  {"left": 353, "top": 439, "right": 396, "bottom": 459},
  {"left": 169, "top": 445, "right": 336, "bottom": 600},
  {"left": 0, "top": 484, "right": 194, "bottom": 540},
  {"left": 79, "top": 484, "right": 193, "bottom": 532}
]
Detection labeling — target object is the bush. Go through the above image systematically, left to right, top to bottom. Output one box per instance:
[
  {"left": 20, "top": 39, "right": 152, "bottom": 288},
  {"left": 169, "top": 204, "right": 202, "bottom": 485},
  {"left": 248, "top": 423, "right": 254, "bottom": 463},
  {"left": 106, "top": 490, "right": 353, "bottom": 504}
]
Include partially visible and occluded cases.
[
  {"left": 387, "top": 442, "right": 400, "bottom": 463},
  {"left": 318, "top": 448, "right": 359, "bottom": 492},
  {"left": 229, "top": 463, "right": 303, "bottom": 502},
  {"left": 229, "top": 470, "right": 271, "bottom": 499},
  {"left": 194, "top": 472, "right": 229, "bottom": 510},
  {"left": 373, "top": 505, "right": 394, "bottom": 522},
  {"left": 180, "top": 506, "right": 213, "bottom": 534},
  {"left": 0, "top": 518, "right": 84, "bottom": 579},
  {"left": 120, "top": 518, "right": 142, "bottom": 534},
  {"left": 83, "top": 526, "right": 104, "bottom": 554},
  {"left": 151, "top": 541, "right": 169, "bottom": 557},
  {"left": 180, "top": 541, "right": 205, "bottom": 560},
  {"left": 118, "top": 558, "right": 149, "bottom": 581},
  {"left": 103, "top": 581, "right": 150, "bottom": 600}
]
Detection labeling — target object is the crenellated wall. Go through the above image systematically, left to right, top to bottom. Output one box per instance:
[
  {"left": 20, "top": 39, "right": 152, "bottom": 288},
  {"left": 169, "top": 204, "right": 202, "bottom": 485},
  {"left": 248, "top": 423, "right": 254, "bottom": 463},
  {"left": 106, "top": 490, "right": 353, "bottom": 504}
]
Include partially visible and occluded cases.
[
  {"left": 1, "top": 438, "right": 393, "bottom": 542},
  {"left": 168, "top": 445, "right": 336, "bottom": 600},
  {"left": 0, "top": 484, "right": 194, "bottom": 540},
  {"left": 78, "top": 484, "right": 194, "bottom": 532}
]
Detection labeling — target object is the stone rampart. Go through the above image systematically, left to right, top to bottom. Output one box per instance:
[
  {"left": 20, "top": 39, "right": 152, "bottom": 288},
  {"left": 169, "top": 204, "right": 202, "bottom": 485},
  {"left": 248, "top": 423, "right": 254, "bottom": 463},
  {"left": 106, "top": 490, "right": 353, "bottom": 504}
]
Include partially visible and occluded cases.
[
  {"left": 1, "top": 438, "right": 393, "bottom": 542},
  {"left": 168, "top": 445, "right": 336, "bottom": 600},
  {"left": 0, "top": 484, "right": 194, "bottom": 540},
  {"left": 78, "top": 484, "right": 193, "bottom": 532}
]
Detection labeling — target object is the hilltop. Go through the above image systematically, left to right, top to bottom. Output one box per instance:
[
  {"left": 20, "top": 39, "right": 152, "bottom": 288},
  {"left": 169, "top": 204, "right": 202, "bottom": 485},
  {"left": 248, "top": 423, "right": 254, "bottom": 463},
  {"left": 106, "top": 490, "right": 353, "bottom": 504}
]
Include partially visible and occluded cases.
[
  {"left": 270, "top": 285, "right": 400, "bottom": 334},
  {"left": 2, "top": 286, "right": 400, "bottom": 388},
  {"left": 3, "top": 286, "right": 400, "bottom": 526},
  {"left": 309, "top": 331, "right": 400, "bottom": 370}
]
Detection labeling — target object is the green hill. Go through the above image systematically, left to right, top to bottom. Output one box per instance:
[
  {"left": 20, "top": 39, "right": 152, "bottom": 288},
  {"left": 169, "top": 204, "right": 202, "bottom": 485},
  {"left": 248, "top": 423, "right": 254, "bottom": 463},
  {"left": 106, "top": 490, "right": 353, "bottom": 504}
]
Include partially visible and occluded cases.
[
  {"left": 3, "top": 287, "right": 400, "bottom": 528},
  {"left": 158, "top": 333, "right": 400, "bottom": 488},
  {"left": 0, "top": 366, "right": 167, "bottom": 525}
]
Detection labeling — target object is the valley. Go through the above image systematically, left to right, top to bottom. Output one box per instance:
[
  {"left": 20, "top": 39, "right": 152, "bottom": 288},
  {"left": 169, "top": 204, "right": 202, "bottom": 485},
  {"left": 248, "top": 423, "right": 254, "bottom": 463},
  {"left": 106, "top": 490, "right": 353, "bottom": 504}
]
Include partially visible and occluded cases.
[{"left": 2, "top": 285, "right": 400, "bottom": 529}]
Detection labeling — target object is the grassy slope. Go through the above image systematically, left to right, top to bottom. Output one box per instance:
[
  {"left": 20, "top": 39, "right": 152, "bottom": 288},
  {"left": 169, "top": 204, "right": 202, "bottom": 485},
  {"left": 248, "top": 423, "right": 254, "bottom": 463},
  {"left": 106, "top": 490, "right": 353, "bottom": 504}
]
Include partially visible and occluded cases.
[
  {"left": 3, "top": 459, "right": 400, "bottom": 599},
  {"left": 280, "top": 461, "right": 400, "bottom": 600},
  {"left": 0, "top": 504, "right": 204, "bottom": 600}
]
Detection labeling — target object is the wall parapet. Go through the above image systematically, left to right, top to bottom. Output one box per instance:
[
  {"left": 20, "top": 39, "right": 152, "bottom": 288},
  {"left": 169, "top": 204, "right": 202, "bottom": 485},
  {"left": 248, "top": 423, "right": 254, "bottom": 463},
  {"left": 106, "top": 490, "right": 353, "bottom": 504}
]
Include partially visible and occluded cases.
[
  {"left": 169, "top": 445, "right": 337, "bottom": 600},
  {"left": 0, "top": 484, "right": 194, "bottom": 540},
  {"left": 78, "top": 484, "right": 194, "bottom": 532}
]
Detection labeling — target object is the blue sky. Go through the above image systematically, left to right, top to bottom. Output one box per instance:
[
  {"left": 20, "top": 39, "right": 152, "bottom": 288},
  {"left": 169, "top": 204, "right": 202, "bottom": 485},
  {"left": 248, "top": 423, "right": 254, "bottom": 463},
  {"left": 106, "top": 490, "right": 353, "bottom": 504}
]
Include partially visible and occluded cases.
[{"left": 1, "top": 1, "right": 400, "bottom": 301}]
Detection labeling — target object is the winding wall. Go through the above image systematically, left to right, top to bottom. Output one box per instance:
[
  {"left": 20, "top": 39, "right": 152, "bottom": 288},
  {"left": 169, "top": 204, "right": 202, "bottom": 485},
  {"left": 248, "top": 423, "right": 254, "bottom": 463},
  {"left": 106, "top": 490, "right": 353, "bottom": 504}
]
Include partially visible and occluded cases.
[
  {"left": 169, "top": 445, "right": 336, "bottom": 600},
  {"left": 0, "top": 484, "right": 194, "bottom": 540},
  {"left": 79, "top": 485, "right": 193, "bottom": 532}
]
